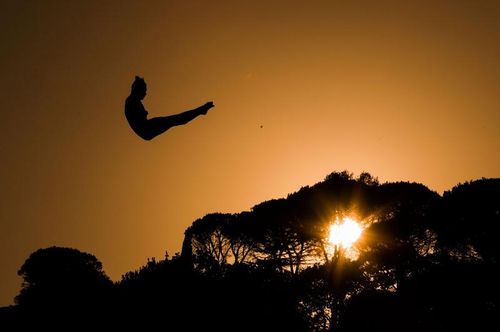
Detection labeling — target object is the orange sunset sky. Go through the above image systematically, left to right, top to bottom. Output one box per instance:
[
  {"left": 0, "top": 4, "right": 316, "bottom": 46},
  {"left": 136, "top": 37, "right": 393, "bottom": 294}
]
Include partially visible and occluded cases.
[{"left": 1, "top": 0, "right": 499, "bottom": 306}]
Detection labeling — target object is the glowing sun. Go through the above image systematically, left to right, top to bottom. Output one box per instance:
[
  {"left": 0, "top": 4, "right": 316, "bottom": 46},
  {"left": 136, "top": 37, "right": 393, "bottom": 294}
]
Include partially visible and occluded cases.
[{"left": 328, "top": 217, "right": 363, "bottom": 249}]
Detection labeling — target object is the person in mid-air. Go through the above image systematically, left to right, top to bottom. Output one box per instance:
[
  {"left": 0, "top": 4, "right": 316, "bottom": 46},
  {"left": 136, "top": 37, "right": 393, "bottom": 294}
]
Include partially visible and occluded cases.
[{"left": 125, "top": 76, "right": 214, "bottom": 141}]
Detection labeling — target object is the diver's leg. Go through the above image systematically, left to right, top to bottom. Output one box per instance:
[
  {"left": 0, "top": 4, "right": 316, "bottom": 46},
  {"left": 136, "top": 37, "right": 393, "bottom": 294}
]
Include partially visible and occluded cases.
[
  {"left": 143, "top": 102, "right": 214, "bottom": 140},
  {"left": 147, "top": 104, "right": 212, "bottom": 134},
  {"left": 158, "top": 106, "right": 206, "bottom": 127},
  {"left": 146, "top": 117, "right": 172, "bottom": 139}
]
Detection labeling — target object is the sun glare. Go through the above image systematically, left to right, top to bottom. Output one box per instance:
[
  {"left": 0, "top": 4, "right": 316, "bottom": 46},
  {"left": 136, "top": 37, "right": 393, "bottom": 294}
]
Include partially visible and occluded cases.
[{"left": 328, "top": 217, "right": 363, "bottom": 249}]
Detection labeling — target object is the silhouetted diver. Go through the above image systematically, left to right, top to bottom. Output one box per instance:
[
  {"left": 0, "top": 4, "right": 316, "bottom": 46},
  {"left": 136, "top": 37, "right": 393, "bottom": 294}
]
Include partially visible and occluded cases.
[{"left": 125, "top": 76, "right": 214, "bottom": 140}]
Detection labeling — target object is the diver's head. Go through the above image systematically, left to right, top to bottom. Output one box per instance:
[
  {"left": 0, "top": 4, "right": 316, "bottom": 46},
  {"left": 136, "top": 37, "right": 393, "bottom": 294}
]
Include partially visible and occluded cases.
[{"left": 131, "top": 76, "right": 147, "bottom": 99}]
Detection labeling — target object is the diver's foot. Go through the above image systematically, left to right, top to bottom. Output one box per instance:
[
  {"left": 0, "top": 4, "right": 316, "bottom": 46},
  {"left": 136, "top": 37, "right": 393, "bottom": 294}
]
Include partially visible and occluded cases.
[{"left": 200, "top": 101, "right": 214, "bottom": 115}]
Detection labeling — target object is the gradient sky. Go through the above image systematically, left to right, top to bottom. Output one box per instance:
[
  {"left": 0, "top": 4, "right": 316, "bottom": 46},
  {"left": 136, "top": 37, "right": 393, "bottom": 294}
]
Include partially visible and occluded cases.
[{"left": 1, "top": 0, "right": 499, "bottom": 306}]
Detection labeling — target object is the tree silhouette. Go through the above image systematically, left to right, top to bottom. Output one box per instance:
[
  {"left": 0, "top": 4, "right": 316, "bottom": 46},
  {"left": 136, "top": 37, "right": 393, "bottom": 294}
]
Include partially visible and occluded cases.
[
  {"left": 3, "top": 172, "right": 499, "bottom": 331},
  {"left": 435, "top": 179, "right": 500, "bottom": 262},
  {"left": 356, "top": 182, "right": 440, "bottom": 294},
  {"left": 13, "top": 246, "right": 113, "bottom": 329},
  {"left": 16, "top": 246, "right": 112, "bottom": 308}
]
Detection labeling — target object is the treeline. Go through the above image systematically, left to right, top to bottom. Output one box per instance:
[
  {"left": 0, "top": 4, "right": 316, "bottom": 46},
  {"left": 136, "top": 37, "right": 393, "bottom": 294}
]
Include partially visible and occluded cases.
[{"left": 1, "top": 171, "right": 499, "bottom": 331}]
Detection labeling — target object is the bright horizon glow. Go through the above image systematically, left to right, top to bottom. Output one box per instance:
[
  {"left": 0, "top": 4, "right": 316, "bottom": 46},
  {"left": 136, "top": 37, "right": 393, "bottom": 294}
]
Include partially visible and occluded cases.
[{"left": 328, "top": 217, "right": 363, "bottom": 249}]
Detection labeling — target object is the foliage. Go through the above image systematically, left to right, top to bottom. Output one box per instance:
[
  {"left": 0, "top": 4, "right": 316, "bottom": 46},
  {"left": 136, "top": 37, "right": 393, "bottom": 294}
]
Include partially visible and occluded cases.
[
  {"left": 4, "top": 172, "right": 499, "bottom": 331},
  {"left": 16, "top": 246, "right": 112, "bottom": 307}
]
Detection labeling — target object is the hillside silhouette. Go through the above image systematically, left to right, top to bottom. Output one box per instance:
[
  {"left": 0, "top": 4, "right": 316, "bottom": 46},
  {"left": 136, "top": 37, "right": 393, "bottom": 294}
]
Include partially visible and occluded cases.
[{"left": 1, "top": 171, "right": 499, "bottom": 331}]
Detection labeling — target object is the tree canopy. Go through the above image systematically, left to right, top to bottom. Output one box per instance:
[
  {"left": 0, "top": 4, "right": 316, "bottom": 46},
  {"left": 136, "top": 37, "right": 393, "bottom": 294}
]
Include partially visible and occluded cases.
[{"left": 2, "top": 172, "right": 499, "bottom": 331}]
